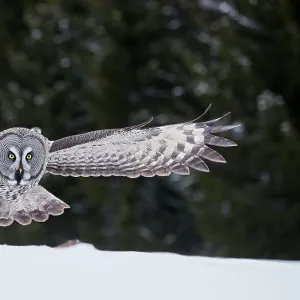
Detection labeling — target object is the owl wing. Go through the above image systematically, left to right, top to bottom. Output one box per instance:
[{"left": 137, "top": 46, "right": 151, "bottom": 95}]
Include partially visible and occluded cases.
[
  {"left": 46, "top": 112, "right": 239, "bottom": 178},
  {"left": 0, "top": 185, "right": 69, "bottom": 226}
]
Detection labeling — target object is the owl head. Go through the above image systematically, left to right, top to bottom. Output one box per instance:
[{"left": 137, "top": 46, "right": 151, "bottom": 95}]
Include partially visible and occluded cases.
[{"left": 0, "top": 127, "right": 49, "bottom": 186}]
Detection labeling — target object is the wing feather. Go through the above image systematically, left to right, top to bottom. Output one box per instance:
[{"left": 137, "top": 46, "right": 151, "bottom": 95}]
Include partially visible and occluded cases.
[
  {"left": 46, "top": 112, "right": 239, "bottom": 178},
  {"left": 49, "top": 118, "right": 153, "bottom": 153}
]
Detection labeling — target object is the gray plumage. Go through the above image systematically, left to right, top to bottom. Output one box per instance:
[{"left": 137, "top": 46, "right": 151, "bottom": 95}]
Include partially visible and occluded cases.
[{"left": 0, "top": 108, "right": 239, "bottom": 226}]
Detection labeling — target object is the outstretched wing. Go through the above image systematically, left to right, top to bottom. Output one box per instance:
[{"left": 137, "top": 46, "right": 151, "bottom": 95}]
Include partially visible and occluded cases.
[{"left": 46, "top": 112, "right": 239, "bottom": 178}]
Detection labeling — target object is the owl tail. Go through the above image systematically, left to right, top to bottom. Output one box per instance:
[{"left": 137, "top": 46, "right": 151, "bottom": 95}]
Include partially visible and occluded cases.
[{"left": 0, "top": 185, "right": 69, "bottom": 227}]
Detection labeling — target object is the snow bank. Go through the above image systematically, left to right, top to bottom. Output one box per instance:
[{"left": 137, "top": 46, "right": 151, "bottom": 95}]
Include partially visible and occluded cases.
[{"left": 0, "top": 243, "right": 298, "bottom": 300}]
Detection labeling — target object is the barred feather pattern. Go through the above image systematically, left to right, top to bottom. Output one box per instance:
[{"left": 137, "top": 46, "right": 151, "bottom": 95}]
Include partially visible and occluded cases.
[
  {"left": 46, "top": 113, "right": 239, "bottom": 178},
  {"left": 0, "top": 185, "right": 69, "bottom": 227}
]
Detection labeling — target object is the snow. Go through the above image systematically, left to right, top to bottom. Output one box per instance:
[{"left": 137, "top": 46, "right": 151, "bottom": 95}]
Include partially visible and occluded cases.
[{"left": 0, "top": 243, "right": 299, "bottom": 300}]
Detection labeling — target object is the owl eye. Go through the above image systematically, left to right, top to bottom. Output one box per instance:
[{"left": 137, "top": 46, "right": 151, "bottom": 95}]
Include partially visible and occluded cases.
[
  {"left": 8, "top": 152, "right": 15, "bottom": 160},
  {"left": 26, "top": 153, "right": 33, "bottom": 161}
]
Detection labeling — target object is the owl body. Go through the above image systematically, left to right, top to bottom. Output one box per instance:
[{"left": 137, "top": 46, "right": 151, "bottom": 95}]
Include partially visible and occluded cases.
[{"left": 0, "top": 109, "right": 239, "bottom": 226}]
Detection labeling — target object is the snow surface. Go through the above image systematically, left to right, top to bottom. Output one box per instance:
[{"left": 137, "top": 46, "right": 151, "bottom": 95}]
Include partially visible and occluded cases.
[{"left": 0, "top": 243, "right": 299, "bottom": 300}]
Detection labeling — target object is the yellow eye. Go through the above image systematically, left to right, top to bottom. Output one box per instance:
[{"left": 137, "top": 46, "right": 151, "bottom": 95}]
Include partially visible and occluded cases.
[
  {"left": 8, "top": 153, "right": 15, "bottom": 160},
  {"left": 26, "top": 153, "right": 32, "bottom": 160}
]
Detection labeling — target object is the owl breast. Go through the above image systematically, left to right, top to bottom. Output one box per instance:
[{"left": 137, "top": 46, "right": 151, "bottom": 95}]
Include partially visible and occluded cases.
[{"left": 0, "top": 181, "right": 37, "bottom": 201}]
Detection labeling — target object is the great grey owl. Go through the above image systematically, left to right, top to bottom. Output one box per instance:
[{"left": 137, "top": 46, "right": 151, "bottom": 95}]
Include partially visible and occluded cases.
[{"left": 0, "top": 107, "right": 239, "bottom": 226}]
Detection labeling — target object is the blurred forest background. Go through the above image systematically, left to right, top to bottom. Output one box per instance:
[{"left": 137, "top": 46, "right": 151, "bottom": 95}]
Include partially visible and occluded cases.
[{"left": 0, "top": 0, "right": 300, "bottom": 260}]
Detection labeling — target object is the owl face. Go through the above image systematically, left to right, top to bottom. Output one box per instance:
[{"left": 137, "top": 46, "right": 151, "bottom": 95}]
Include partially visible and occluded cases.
[{"left": 0, "top": 134, "right": 46, "bottom": 186}]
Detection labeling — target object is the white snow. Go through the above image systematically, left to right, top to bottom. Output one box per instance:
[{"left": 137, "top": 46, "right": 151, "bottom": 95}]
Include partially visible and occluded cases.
[{"left": 0, "top": 242, "right": 299, "bottom": 300}]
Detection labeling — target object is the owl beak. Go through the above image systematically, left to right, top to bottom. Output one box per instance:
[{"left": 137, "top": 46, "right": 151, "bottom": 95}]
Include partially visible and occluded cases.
[{"left": 15, "top": 168, "right": 24, "bottom": 184}]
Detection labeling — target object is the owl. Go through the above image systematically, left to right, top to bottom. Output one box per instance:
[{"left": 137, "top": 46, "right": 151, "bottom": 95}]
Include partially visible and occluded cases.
[{"left": 0, "top": 107, "right": 239, "bottom": 226}]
